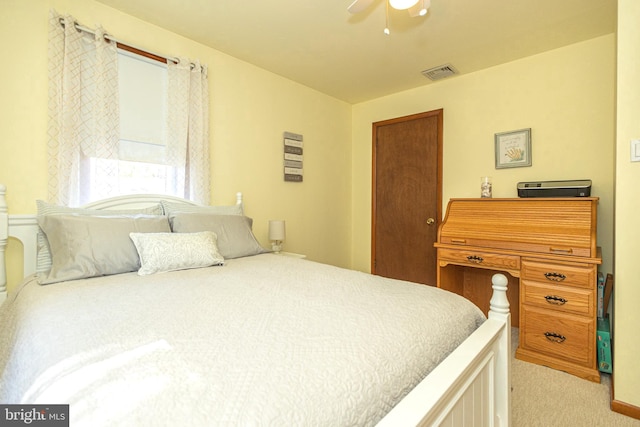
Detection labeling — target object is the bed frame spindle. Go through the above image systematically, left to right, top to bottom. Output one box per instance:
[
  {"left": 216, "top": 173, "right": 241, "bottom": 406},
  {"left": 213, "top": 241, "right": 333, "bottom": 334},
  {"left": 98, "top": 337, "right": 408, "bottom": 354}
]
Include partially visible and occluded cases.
[{"left": 0, "top": 184, "right": 7, "bottom": 303}]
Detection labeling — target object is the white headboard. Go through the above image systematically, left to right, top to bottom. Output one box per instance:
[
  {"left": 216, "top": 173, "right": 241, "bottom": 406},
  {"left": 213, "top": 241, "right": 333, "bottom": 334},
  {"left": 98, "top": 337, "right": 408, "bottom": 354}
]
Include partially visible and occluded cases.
[{"left": 0, "top": 185, "right": 243, "bottom": 303}]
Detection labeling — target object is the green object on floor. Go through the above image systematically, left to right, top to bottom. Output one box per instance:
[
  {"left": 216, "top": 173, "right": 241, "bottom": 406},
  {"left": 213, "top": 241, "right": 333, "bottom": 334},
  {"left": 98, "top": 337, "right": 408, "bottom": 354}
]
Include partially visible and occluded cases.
[{"left": 597, "top": 316, "right": 612, "bottom": 374}]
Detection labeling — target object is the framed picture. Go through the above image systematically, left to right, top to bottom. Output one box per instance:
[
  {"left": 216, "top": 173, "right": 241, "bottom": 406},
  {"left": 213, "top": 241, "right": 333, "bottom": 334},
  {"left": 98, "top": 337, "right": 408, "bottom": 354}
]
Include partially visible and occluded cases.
[{"left": 494, "top": 128, "right": 532, "bottom": 169}]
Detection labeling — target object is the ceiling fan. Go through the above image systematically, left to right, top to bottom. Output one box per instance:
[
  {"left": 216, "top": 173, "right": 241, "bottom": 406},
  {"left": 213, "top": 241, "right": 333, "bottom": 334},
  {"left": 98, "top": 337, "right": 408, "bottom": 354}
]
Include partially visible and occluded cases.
[{"left": 348, "top": 0, "right": 431, "bottom": 18}]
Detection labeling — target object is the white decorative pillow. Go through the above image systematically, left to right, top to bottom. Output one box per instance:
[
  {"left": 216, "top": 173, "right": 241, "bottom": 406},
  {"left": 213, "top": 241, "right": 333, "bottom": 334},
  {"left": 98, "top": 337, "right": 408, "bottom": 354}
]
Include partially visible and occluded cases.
[
  {"left": 36, "top": 200, "right": 164, "bottom": 275},
  {"left": 169, "top": 213, "right": 267, "bottom": 259},
  {"left": 37, "top": 214, "right": 171, "bottom": 284},
  {"left": 130, "top": 231, "right": 225, "bottom": 275}
]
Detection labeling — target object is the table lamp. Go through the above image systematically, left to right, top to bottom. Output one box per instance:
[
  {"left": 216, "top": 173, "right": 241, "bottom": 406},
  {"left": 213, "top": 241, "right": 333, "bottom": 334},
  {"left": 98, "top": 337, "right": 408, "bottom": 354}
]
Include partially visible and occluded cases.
[{"left": 268, "top": 220, "right": 286, "bottom": 253}]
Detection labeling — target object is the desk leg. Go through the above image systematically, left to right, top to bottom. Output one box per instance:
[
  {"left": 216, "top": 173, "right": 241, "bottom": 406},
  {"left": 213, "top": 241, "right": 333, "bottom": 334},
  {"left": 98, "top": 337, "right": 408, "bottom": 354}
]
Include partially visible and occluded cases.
[
  {"left": 437, "top": 262, "right": 464, "bottom": 295},
  {"left": 439, "top": 264, "right": 519, "bottom": 327}
]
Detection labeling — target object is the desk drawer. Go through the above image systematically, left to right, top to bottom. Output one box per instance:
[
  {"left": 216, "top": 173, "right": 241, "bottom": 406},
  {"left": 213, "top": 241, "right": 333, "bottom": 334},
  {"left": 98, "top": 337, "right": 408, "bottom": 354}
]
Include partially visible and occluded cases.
[
  {"left": 439, "top": 248, "right": 520, "bottom": 270},
  {"left": 521, "top": 259, "right": 595, "bottom": 289},
  {"left": 522, "top": 281, "right": 594, "bottom": 317},
  {"left": 520, "top": 305, "right": 594, "bottom": 367}
]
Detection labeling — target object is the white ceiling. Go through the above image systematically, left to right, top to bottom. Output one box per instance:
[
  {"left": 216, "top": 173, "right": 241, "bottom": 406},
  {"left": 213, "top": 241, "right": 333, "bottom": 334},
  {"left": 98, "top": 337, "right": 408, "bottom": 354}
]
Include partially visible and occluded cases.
[{"left": 95, "top": 0, "right": 616, "bottom": 104}]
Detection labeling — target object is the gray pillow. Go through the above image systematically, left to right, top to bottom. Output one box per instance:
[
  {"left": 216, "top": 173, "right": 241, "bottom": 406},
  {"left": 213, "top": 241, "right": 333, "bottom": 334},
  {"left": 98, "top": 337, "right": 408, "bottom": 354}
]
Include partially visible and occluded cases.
[
  {"left": 36, "top": 200, "right": 164, "bottom": 274},
  {"left": 170, "top": 213, "right": 266, "bottom": 259},
  {"left": 38, "top": 214, "right": 171, "bottom": 284}
]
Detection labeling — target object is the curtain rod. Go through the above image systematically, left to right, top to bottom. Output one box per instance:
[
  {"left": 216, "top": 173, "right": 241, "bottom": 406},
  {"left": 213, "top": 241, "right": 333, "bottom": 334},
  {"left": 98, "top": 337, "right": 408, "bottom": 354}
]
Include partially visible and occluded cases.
[{"left": 59, "top": 18, "right": 198, "bottom": 69}]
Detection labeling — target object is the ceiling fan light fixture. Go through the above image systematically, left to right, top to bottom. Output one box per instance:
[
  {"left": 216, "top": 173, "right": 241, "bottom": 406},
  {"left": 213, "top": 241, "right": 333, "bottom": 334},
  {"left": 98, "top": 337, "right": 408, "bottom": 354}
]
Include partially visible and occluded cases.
[
  {"left": 384, "top": 0, "right": 390, "bottom": 35},
  {"left": 389, "top": 0, "right": 420, "bottom": 11},
  {"left": 408, "top": 0, "right": 430, "bottom": 17},
  {"left": 419, "top": 0, "right": 430, "bottom": 15}
]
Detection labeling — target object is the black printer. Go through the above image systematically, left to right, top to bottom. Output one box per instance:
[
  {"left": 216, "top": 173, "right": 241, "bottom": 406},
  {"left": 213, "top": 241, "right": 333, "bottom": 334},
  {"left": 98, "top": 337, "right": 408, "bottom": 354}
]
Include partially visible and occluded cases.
[{"left": 517, "top": 179, "right": 592, "bottom": 197}]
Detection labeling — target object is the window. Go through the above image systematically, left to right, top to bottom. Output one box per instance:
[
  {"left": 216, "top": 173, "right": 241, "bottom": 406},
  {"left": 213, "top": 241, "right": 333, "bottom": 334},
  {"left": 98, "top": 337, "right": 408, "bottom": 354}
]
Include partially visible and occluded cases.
[{"left": 87, "top": 50, "right": 176, "bottom": 200}]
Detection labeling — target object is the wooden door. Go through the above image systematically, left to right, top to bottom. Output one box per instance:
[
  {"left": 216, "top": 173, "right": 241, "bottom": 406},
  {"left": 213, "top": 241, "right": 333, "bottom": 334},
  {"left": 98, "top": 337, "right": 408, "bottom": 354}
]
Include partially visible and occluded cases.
[{"left": 372, "top": 110, "right": 443, "bottom": 286}]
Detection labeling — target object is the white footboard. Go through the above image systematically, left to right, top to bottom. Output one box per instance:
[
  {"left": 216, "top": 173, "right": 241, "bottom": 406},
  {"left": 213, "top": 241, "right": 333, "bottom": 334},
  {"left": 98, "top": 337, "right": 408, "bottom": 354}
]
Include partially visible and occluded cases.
[{"left": 377, "top": 273, "right": 511, "bottom": 427}]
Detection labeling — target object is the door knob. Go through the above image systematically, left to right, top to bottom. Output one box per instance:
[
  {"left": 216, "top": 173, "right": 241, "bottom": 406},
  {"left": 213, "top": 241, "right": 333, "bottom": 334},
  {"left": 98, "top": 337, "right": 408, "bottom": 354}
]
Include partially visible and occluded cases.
[{"left": 426, "top": 217, "right": 435, "bottom": 225}]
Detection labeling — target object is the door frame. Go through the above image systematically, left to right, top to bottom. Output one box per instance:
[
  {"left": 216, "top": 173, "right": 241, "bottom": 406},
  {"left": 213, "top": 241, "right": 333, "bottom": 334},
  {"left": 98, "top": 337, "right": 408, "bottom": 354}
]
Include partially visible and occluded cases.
[{"left": 371, "top": 109, "right": 444, "bottom": 275}]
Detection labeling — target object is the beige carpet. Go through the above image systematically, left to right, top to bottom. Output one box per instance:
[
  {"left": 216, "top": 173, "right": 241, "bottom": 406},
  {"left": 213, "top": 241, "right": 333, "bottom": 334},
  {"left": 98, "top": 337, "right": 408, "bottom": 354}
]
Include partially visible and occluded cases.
[{"left": 511, "top": 328, "right": 640, "bottom": 427}]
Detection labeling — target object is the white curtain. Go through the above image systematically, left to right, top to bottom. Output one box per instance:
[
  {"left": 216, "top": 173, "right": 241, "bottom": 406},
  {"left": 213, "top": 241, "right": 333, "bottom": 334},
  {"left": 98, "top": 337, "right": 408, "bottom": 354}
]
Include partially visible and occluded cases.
[
  {"left": 47, "top": 10, "right": 120, "bottom": 206},
  {"left": 48, "top": 11, "right": 210, "bottom": 206},
  {"left": 166, "top": 59, "right": 210, "bottom": 204}
]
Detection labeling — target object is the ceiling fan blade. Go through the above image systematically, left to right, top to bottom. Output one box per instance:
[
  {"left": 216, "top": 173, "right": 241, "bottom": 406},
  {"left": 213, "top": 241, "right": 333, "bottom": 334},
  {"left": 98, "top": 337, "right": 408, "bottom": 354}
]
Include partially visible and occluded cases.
[
  {"left": 347, "top": 0, "right": 376, "bottom": 14},
  {"left": 408, "top": 0, "right": 430, "bottom": 17}
]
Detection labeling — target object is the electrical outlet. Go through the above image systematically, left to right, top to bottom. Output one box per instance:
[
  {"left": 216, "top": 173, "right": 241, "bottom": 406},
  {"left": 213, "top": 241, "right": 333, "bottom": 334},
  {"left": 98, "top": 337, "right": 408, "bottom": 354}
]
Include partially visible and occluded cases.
[{"left": 631, "top": 140, "right": 640, "bottom": 162}]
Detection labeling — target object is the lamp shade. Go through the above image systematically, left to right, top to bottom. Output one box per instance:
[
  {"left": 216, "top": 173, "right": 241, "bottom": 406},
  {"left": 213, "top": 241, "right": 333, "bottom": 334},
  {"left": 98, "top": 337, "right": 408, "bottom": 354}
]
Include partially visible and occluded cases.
[
  {"left": 389, "top": 0, "right": 419, "bottom": 10},
  {"left": 269, "top": 220, "right": 286, "bottom": 241}
]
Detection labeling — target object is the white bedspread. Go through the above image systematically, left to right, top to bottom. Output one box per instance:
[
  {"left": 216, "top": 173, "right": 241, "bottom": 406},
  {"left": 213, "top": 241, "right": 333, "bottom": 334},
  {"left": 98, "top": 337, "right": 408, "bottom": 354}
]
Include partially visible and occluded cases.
[{"left": 0, "top": 254, "right": 485, "bottom": 426}]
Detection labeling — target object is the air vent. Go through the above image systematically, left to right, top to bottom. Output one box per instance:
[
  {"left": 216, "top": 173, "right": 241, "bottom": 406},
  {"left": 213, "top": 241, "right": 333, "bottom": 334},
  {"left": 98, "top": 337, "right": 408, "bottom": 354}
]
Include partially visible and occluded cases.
[{"left": 421, "top": 64, "right": 458, "bottom": 81}]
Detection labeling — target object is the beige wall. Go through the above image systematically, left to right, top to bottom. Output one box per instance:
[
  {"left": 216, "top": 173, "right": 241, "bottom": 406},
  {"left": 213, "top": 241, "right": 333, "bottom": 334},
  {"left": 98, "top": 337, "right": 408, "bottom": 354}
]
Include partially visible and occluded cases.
[
  {"left": 0, "top": 0, "right": 353, "bottom": 292},
  {"left": 615, "top": 0, "right": 640, "bottom": 410},
  {"left": 352, "top": 35, "right": 615, "bottom": 278}
]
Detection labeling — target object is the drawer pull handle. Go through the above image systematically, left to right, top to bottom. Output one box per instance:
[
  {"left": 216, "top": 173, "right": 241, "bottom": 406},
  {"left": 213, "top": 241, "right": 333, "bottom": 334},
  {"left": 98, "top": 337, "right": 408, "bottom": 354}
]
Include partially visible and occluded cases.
[
  {"left": 451, "top": 238, "right": 467, "bottom": 244},
  {"left": 550, "top": 247, "right": 573, "bottom": 254},
  {"left": 466, "top": 255, "right": 484, "bottom": 264},
  {"left": 544, "top": 272, "right": 567, "bottom": 282},
  {"left": 544, "top": 295, "right": 567, "bottom": 305},
  {"left": 544, "top": 332, "right": 566, "bottom": 343}
]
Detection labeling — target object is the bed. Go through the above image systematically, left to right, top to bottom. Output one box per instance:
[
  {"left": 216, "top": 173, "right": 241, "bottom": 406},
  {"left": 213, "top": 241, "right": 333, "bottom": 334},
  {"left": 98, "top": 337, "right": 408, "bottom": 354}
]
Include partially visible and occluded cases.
[{"left": 0, "top": 184, "right": 511, "bottom": 426}]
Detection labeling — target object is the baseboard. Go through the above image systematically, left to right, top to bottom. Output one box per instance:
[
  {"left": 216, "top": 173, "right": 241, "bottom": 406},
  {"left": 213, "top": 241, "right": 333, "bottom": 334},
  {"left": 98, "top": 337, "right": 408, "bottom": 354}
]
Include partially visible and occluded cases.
[
  {"left": 611, "top": 372, "right": 640, "bottom": 420},
  {"left": 611, "top": 400, "right": 640, "bottom": 420}
]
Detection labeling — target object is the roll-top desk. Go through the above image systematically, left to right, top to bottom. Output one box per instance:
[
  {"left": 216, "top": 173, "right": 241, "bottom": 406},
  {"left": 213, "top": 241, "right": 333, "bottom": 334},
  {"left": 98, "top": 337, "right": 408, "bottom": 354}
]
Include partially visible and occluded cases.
[{"left": 435, "top": 198, "right": 601, "bottom": 382}]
